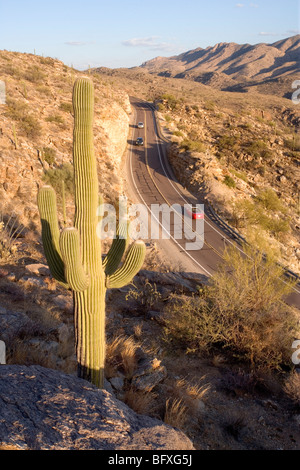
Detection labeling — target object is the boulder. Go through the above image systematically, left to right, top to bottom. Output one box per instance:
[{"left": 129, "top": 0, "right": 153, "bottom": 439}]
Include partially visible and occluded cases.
[{"left": 0, "top": 365, "right": 194, "bottom": 450}]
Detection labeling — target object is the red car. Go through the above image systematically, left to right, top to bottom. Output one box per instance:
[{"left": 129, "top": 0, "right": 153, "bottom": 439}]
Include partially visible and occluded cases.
[{"left": 185, "top": 205, "right": 204, "bottom": 219}]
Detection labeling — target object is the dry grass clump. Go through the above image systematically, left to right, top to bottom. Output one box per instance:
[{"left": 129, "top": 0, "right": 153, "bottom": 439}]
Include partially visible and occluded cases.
[
  {"left": 0, "top": 215, "right": 21, "bottom": 261},
  {"left": 105, "top": 335, "right": 139, "bottom": 379},
  {"left": 123, "top": 387, "right": 157, "bottom": 415},
  {"left": 164, "top": 398, "right": 187, "bottom": 428}
]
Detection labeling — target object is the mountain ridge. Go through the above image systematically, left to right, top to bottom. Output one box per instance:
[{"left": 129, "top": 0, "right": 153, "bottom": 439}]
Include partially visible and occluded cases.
[{"left": 140, "top": 35, "right": 300, "bottom": 92}]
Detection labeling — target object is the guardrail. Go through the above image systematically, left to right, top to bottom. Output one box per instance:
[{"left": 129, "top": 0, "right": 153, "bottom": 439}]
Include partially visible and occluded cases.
[{"left": 149, "top": 100, "right": 300, "bottom": 285}]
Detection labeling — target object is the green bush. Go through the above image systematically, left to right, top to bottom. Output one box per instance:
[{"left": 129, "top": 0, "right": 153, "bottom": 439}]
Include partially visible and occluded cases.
[
  {"left": 24, "top": 65, "right": 46, "bottom": 83},
  {"left": 161, "top": 93, "right": 180, "bottom": 111},
  {"left": 5, "top": 98, "right": 41, "bottom": 139},
  {"left": 5, "top": 98, "right": 28, "bottom": 121},
  {"left": 59, "top": 101, "right": 73, "bottom": 113},
  {"left": 20, "top": 114, "right": 42, "bottom": 139},
  {"left": 45, "top": 114, "right": 65, "bottom": 126},
  {"left": 173, "top": 130, "right": 184, "bottom": 137},
  {"left": 217, "top": 134, "right": 239, "bottom": 152},
  {"left": 180, "top": 139, "right": 205, "bottom": 153},
  {"left": 244, "top": 139, "right": 273, "bottom": 160},
  {"left": 42, "top": 147, "right": 56, "bottom": 166},
  {"left": 42, "top": 163, "right": 74, "bottom": 197},
  {"left": 229, "top": 169, "right": 248, "bottom": 183},
  {"left": 223, "top": 175, "right": 236, "bottom": 188},
  {"left": 255, "top": 188, "right": 286, "bottom": 213},
  {"left": 234, "top": 195, "right": 290, "bottom": 237},
  {"left": 163, "top": 243, "right": 298, "bottom": 370},
  {"left": 126, "top": 279, "right": 162, "bottom": 312}
]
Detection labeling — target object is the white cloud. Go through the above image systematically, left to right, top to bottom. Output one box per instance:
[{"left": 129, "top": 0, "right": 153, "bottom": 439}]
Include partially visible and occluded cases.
[
  {"left": 250, "top": 2, "right": 258, "bottom": 7},
  {"left": 235, "top": 3, "right": 245, "bottom": 7},
  {"left": 287, "top": 29, "right": 300, "bottom": 34},
  {"left": 258, "top": 32, "right": 278, "bottom": 36},
  {"left": 122, "top": 36, "right": 177, "bottom": 52},
  {"left": 122, "top": 37, "right": 159, "bottom": 47},
  {"left": 65, "top": 41, "right": 95, "bottom": 46}
]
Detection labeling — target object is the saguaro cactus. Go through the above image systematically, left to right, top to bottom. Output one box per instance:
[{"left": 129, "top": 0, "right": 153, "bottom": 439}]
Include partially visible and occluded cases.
[{"left": 37, "top": 77, "right": 146, "bottom": 388}]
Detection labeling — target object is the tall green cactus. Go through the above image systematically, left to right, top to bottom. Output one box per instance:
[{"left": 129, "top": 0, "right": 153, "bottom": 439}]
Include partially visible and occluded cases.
[{"left": 37, "top": 77, "right": 146, "bottom": 388}]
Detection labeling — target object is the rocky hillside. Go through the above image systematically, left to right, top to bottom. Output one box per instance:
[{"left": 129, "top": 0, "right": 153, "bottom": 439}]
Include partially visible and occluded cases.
[
  {"left": 140, "top": 35, "right": 300, "bottom": 95},
  {"left": 0, "top": 50, "right": 131, "bottom": 234}
]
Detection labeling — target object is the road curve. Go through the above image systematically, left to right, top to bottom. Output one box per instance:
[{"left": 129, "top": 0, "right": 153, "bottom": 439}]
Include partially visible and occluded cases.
[{"left": 125, "top": 97, "right": 300, "bottom": 310}]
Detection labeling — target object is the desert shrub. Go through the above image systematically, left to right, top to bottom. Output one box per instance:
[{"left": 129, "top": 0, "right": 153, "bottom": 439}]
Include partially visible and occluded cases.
[
  {"left": 39, "top": 56, "right": 55, "bottom": 66},
  {"left": 24, "top": 65, "right": 46, "bottom": 83},
  {"left": 37, "top": 85, "right": 52, "bottom": 96},
  {"left": 161, "top": 93, "right": 180, "bottom": 110},
  {"left": 5, "top": 98, "right": 42, "bottom": 139},
  {"left": 5, "top": 98, "right": 28, "bottom": 121},
  {"left": 204, "top": 100, "right": 215, "bottom": 111},
  {"left": 59, "top": 101, "right": 73, "bottom": 113},
  {"left": 45, "top": 113, "right": 65, "bottom": 126},
  {"left": 21, "top": 114, "right": 42, "bottom": 139},
  {"left": 173, "top": 130, "right": 184, "bottom": 137},
  {"left": 217, "top": 134, "right": 239, "bottom": 153},
  {"left": 284, "top": 136, "right": 300, "bottom": 152},
  {"left": 180, "top": 139, "right": 205, "bottom": 153},
  {"left": 244, "top": 139, "right": 273, "bottom": 160},
  {"left": 42, "top": 147, "right": 56, "bottom": 166},
  {"left": 42, "top": 163, "right": 74, "bottom": 197},
  {"left": 229, "top": 169, "right": 248, "bottom": 183},
  {"left": 223, "top": 175, "right": 236, "bottom": 188},
  {"left": 255, "top": 188, "right": 286, "bottom": 212},
  {"left": 234, "top": 195, "right": 290, "bottom": 237},
  {"left": 163, "top": 243, "right": 298, "bottom": 370},
  {"left": 126, "top": 279, "right": 162, "bottom": 312}
]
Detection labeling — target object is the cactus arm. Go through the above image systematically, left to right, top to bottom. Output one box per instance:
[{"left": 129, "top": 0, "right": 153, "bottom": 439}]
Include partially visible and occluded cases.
[
  {"left": 37, "top": 186, "right": 69, "bottom": 288},
  {"left": 103, "top": 218, "right": 129, "bottom": 276},
  {"left": 59, "top": 228, "right": 90, "bottom": 292},
  {"left": 106, "top": 240, "right": 146, "bottom": 288}
]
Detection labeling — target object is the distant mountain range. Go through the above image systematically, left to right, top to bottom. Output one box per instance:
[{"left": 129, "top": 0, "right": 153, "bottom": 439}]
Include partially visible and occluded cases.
[{"left": 140, "top": 35, "right": 300, "bottom": 94}]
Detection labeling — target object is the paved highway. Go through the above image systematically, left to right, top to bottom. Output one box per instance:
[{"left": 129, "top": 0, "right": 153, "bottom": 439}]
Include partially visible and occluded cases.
[{"left": 125, "top": 97, "right": 300, "bottom": 309}]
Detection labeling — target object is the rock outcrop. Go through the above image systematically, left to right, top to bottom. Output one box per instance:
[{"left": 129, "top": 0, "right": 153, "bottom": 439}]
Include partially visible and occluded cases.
[{"left": 0, "top": 365, "right": 194, "bottom": 450}]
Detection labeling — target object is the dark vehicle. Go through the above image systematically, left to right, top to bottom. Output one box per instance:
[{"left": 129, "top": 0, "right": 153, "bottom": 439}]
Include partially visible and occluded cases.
[{"left": 135, "top": 137, "right": 144, "bottom": 146}]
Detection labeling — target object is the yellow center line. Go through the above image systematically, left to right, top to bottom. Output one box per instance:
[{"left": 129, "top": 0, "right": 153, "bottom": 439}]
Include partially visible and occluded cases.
[{"left": 143, "top": 109, "right": 225, "bottom": 260}]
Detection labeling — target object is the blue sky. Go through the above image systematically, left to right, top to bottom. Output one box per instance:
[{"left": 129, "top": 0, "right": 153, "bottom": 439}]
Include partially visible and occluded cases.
[{"left": 1, "top": 0, "right": 299, "bottom": 70}]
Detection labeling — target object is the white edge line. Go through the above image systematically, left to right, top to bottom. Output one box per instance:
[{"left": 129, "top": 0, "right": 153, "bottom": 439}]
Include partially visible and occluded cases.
[{"left": 129, "top": 107, "right": 212, "bottom": 277}]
